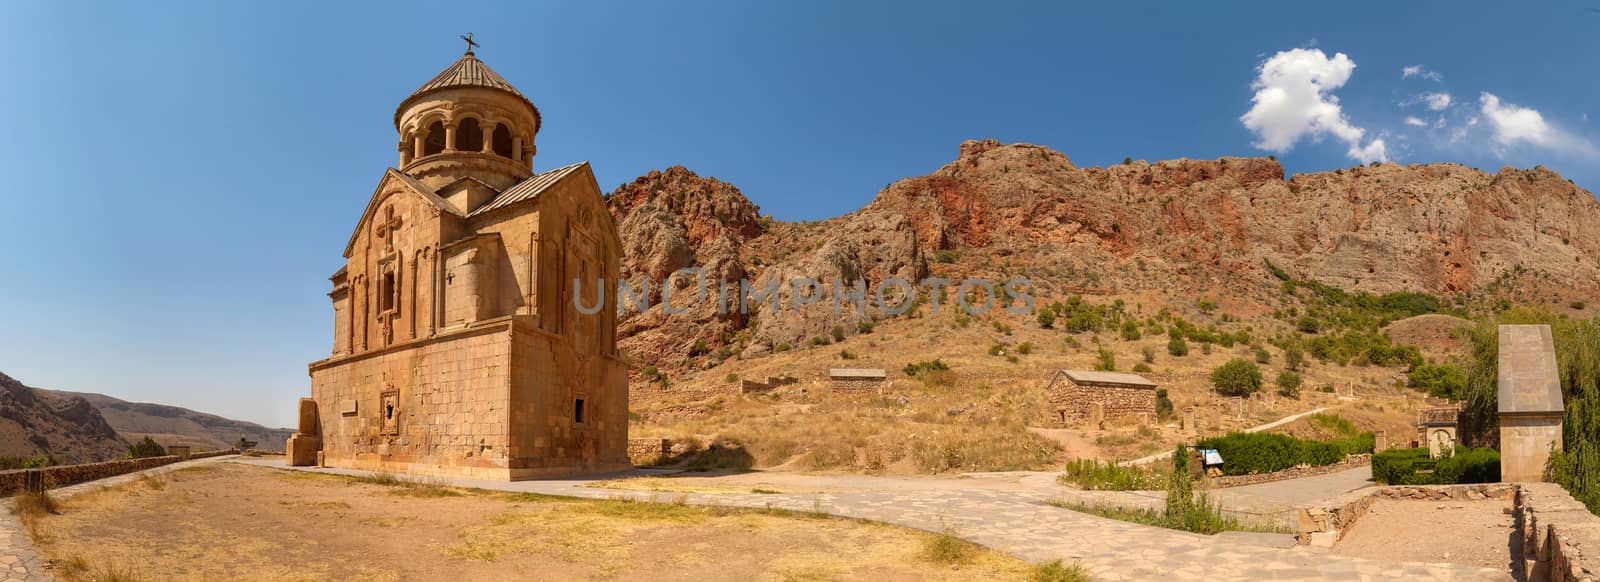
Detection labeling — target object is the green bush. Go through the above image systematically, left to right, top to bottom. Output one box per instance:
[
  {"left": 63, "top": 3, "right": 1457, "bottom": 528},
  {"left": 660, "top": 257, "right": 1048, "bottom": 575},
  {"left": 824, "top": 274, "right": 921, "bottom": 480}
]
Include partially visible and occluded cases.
[
  {"left": 1037, "top": 309, "right": 1056, "bottom": 329},
  {"left": 1167, "top": 336, "right": 1189, "bottom": 357},
  {"left": 1094, "top": 348, "right": 1116, "bottom": 371},
  {"left": 902, "top": 359, "right": 949, "bottom": 378},
  {"left": 1210, "top": 359, "right": 1263, "bottom": 396},
  {"left": 1407, "top": 364, "right": 1466, "bottom": 399},
  {"left": 1275, "top": 370, "right": 1302, "bottom": 398},
  {"left": 1155, "top": 388, "right": 1174, "bottom": 419},
  {"left": 1195, "top": 432, "right": 1373, "bottom": 475},
  {"left": 128, "top": 436, "right": 167, "bottom": 459},
  {"left": 1373, "top": 447, "right": 1499, "bottom": 484},
  {"left": 1058, "top": 458, "right": 1165, "bottom": 491}
]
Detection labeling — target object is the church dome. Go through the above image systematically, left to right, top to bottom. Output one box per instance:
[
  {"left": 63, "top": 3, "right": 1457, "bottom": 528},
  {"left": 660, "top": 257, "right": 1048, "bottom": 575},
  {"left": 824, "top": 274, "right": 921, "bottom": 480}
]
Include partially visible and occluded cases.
[
  {"left": 394, "top": 40, "right": 542, "bottom": 190},
  {"left": 393, "top": 50, "right": 540, "bottom": 131}
]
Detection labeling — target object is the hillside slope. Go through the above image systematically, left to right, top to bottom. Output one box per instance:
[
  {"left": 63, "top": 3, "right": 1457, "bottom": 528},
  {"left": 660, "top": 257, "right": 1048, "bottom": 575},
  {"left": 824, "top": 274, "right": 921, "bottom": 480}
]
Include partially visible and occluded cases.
[
  {"left": 0, "top": 372, "right": 127, "bottom": 463},
  {"left": 40, "top": 389, "right": 293, "bottom": 450}
]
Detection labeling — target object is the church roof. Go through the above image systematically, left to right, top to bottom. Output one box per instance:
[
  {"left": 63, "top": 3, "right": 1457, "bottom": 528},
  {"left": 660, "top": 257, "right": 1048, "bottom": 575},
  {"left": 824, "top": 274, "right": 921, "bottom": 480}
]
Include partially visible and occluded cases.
[
  {"left": 395, "top": 51, "right": 540, "bottom": 127},
  {"left": 469, "top": 161, "right": 588, "bottom": 217}
]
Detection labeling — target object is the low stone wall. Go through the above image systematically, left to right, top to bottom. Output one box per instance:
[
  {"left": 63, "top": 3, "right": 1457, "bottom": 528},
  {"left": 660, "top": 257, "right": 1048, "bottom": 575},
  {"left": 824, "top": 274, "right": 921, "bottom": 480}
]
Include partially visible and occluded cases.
[
  {"left": 830, "top": 378, "right": 884, "bottom": 393},
  {"left": 628, "top": 438, "right": 672, "bottom": 464},
  {"left": 0, "top": 449, "right": 234, "bottom": 496},
  {"left": 1211, "top": 454, "right": 1371, "bottom": 488},
  {"left": 1296, "top": 482, "right": 1515, "bottom": 547},
  {"left": 1513, "top": 482, "right": 1600, "bottom": 581}
]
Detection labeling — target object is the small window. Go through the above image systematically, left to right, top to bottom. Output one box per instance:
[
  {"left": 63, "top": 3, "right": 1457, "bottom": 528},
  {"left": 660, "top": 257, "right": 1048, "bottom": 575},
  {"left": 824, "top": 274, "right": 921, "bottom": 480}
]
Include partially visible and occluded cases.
[
  {"left": 457, "top": 118, "right": 483, "bottom": 152},
  {"left": 423, "top": 121, "right": 446, "bottom": 155},
  {"left": 492, "top": 124, "right": 513, "bottom": 157},
  {"left": 379, "top": 270, "right": 397, "bottom": 313},
  {"left": 574, "top": 398, "right": 586, "bottom": 424}
]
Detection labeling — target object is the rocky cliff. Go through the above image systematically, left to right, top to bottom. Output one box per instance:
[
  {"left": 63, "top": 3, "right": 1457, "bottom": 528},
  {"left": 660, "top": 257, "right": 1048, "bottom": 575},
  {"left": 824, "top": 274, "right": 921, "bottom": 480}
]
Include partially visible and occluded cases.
[
  {"left": 609, "top": 140, "right": 1600, "bottom": 374},
  {"left": 0, "top": 372, "right": 128, "bottom": 464},
  {"left": 41, "top": 389, "right": 294, "bottom": 451}
]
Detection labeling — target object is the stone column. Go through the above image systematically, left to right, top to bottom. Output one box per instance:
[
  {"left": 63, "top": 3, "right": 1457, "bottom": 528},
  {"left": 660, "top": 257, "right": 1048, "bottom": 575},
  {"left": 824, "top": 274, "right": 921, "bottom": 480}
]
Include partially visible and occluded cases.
[
  {"left": 445, "top": 124, "right": 458, "bottom": 152},
  {"left": 481, "top": 124, "right": 495, "bottom": 154},
  {"left": 413, "top": 135, "right": 426, "bottom": 159},
  {"left": 399, "top": 141, "right": 412, "bottom": 166},
  {"left": 1183, "top": 406, "right": 1197, "bottom": 436},
  {"left": 1374, "top": 430, "right": 1387, "bottom": 452}
]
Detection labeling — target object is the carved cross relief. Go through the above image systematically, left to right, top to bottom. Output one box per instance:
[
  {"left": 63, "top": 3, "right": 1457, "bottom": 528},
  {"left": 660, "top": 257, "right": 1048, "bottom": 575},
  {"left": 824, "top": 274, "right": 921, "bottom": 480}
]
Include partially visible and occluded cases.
[{"left": 375, "top": 205, "right": 403, "bottom": 253}]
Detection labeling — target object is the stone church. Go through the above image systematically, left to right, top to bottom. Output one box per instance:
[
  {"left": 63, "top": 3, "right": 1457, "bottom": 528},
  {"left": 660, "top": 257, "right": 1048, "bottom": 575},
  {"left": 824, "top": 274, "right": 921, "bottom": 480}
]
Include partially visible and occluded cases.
[{"left": 294, "top": 44, "right": 630, "bottom": 479}]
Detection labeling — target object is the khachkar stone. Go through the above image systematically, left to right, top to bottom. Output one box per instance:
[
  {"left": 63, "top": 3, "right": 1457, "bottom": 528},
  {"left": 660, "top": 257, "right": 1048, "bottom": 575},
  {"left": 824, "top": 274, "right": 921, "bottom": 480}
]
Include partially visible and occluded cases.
[
  {"left": 299, "top": 42, "right": 630, "bottom": 480},
  {"left": 1497, "top": 324, "right": 1564, "bottom": 482}
]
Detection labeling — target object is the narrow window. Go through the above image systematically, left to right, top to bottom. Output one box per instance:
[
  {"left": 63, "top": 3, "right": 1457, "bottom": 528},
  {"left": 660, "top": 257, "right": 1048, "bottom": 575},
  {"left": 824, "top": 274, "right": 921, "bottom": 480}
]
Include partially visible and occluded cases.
[
  {"left": 457, "top": 118, "right": 483, "bottom": 152},
  {"left": 423, "top": 121, "right": 446, "bottom": 155},
  {"left": 492, "top": 124, "right": 513, "bottom": 157},
  {"left": 379, "top": 270, "right": 396, "bottom": 312},
  {"left": 574, "top": 398, "right": 585, "bottom": 424}
]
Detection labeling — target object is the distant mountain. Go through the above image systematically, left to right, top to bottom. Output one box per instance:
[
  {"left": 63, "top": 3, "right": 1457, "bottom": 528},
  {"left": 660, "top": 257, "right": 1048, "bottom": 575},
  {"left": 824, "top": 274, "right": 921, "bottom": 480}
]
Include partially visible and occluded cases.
[
  {"left": 0, "top": 372, "right": 127, "bottom": 463},
  {"left": 38, "top": 389, "right": 294, "bottom": 451}
]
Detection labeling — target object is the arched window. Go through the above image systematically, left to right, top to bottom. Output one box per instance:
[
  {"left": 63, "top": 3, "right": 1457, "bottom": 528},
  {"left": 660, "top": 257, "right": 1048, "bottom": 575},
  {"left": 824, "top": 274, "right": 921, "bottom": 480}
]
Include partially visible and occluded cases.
[
  {"left": 457, "top": 118, "right": 483, "bottom": 153},
  {"left": 423, "top": 121, "right": 446, "bottom": 156},
  {"left": 492, "top": 123, "right": 513, "bottom": 157}
]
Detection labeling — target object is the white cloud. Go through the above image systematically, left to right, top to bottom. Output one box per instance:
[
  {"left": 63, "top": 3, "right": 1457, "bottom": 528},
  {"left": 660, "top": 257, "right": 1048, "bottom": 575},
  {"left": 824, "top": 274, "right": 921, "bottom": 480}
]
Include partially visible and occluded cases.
[
  {"left": 1241, "top": 48, "right": 1388, "bottom": 163},
  {"left": 1402, "top": 65, "right": 1443, "bottom": 82},
  {"left": 1422, "top": 92, "right": 1451, "bottom": 111},
  {"left": 1479, "top": 92, "right": 1598, "bottom": 157},
  {"left": 1404, "top": 116, "right": 1428, "bottom": 127}
]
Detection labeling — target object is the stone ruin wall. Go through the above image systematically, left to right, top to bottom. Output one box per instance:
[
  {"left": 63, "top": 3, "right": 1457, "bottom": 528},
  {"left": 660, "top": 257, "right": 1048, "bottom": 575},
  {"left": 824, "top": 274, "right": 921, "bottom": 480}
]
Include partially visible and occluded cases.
[
  {"left": 830, "top": 378, "right": 884, "bottom": 393},
  {"left": 1048, "top": 381, "right": 1155, "bottom": 426},
  {"left": 0, "top": 450, "right": 235, "bottom": 496},
  {"left": 1513, "top": 482, "right": 1600, "bottom": 581}
]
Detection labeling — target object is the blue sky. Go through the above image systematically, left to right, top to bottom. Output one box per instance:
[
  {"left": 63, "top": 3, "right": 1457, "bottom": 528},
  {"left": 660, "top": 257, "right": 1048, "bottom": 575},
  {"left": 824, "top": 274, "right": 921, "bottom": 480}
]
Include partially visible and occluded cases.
[{"left": 1, "top": 1, "right": 1597, "bottom": 428}]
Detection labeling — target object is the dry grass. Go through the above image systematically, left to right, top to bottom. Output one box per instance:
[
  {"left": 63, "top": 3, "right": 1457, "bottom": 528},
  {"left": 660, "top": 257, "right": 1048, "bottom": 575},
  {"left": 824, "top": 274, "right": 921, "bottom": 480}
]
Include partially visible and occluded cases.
[
  {"left": 632, "top": 293, "right": 1427, "bottom": 473},
  {"left": 23, "top": 463, "right": 1051, "bottom": 580},
  {"left": 589, "top": 475, "right": 796, "bottom": 495}
]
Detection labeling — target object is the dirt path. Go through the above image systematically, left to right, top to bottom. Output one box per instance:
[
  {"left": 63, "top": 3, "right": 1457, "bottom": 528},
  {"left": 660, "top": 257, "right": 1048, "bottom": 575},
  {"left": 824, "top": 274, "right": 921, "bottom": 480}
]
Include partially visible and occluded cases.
[{"left": 1333, "top": 498, "right": 1515, "bottom": 571}]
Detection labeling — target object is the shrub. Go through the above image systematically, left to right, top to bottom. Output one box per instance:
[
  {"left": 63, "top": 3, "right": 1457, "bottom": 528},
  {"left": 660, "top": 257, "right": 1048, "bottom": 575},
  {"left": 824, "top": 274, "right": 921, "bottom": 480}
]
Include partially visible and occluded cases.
[
  {"left": 934, "top": 249, "right": 960, "bottom": 264},
  {"left": 1197, "top": 300, "right": 1217, "bottom": 314},
  {"left": 1572, "top": 300, "right": 1587, "bottom": 310},
  {"left": 1037, "top": 309, "right": 1056, "bottom": 329},
  {"left": 1296, "top": 317, "right": 1321, "bottom": 334},
  {"left": 1120, "top": 320, "right": 1141, "bottom": 341},
  {"left": 857, "top": 321, "right": 875, "bottom": 334},
  {"left": 831, "top": 325, "right": 846, "bottom": 343},
  {"left": 810, "top": 336, "right": 831, "bottom": 346},
  {"left": 1167, "top": 336, "right": 1189, "bottom": 356},
  {"left": 774, "top": 342, "right": 792, "bottom": 352},
  {"left": 1017, "top": 342, "right": 1034, "bottom": 355},
  {"left": 988, "top": 344, "right": 1005, "bottom": 356},
  {"left": 1142, "top": 346, "right": 1155, "bottom": 363},
  {"left": 1284, "top": 347, "right": 1305, "bottom": 371},
  {"left": 1094, "top": 348, "right": 1116, "bottom": 371},
  {"left": 1254, "top": 348, "right": 1271, "bottom": 364},
  {"left": 837, "top": 349, "right": 858, "bottom": 360},
  {"left": 902, "top": 359, "right": 949, "bottom": 378},
  {"left": 1210, "top": 359, "right": 1263, "bottom": 396},
  {"left": 1133, "top": 362, "right": 1153, "bottom": 373},
  {"left": 1407, "top": 364, "right": 1466, "bottom": 399},
  {"left": 1275, "top": 370, "right": 1302, "bottom": 398},
  {"left": 724, "top": 373, "right": 739, "bottom": 383},
  {"left": 1155, "top": 388, "right": 1174, "bottom": 419},
  {"left": 1196, "top": 431, "right": 1373, "bottom": 475},
  {"left": 128, "top": 436, "right": 166, "bottom": 459},
  {"left": 1373, "top": 447, "right": 1500, "bottom": 484}
]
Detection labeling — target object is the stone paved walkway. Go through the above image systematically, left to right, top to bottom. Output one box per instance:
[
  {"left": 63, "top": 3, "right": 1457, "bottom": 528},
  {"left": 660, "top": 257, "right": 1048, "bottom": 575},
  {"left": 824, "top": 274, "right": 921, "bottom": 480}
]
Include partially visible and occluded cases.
[
  {"left": 0, "top": 455, "right": 238, "bottom": 582},
  {"left": 232, "top": 458, "right": 1508, "bottom": 581}
]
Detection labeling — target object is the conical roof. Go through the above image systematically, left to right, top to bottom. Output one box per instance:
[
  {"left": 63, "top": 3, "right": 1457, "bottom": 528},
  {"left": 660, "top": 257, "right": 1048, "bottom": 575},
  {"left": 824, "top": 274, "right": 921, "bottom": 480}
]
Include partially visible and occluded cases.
[{"left": 395, "top": 50, "right": 539, "bottom": 127}]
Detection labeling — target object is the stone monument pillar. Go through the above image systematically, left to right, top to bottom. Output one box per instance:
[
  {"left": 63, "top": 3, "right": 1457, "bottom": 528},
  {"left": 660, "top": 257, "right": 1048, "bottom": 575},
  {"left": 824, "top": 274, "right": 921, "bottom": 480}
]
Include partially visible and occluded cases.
[
  {"left": 1497, "top": 325, "right": 1565, "bottom": 482},
  {"left": 286, "top": 397, "right": 322, "bottom": 467}
]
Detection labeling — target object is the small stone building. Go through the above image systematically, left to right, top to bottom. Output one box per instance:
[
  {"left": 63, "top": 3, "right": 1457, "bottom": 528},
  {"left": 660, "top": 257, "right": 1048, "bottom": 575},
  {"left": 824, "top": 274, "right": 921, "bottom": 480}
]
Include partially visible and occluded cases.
[
  {"left": 1498, "top": 324, "right": 1565, "bottom": 482},
  {"left": 829, "top": 369, "right": 887, "bottom": 392},
  {"left": 1044, "top": 370, "right": 1157, "bottom": 427},
  {"left": 1417, "top": 405, "right": 1460, "bottom": 459}
]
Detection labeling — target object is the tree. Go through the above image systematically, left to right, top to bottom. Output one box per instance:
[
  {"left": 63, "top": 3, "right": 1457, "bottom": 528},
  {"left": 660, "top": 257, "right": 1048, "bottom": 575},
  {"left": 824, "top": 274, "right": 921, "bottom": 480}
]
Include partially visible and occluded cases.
[
  {"left": 1037, "top": 309, "right": 1056, "bottom": 329},
  {"left": 1120, "top": 320, "right": 1141, "bottom": 341},
  {"left": 831, "top": 325, "right": 845, "bottom": 343},
  {"left": 1167, "top": 336, "right": 1189, "bottom": 357},
  {"left": 1284, "top": 347, "right": 1305, "bottom": 371},
  {"left": 1094, "top": 348, "right": 1116, "bottom": 371},
  {"left": 1211, "top": 359, "right": 1263, "bottom": 396},
  {"left": 1407, "top": 364, "right": 1465, "bottom": 399},
  {"left": 1276, "top": 370, "right": 1303, "bottom": 398},
  {"left": 1155, "top": 388, "right": 1175, "bottom": 419},
  {"left": 128, "top": 436, "right": 167, "bottom": 459}
]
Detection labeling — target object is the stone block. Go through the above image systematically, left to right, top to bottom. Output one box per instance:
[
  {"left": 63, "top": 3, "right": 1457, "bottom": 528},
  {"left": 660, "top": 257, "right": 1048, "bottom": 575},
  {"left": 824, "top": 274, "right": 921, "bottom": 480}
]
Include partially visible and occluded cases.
[
  {"left": 287, "top": 434, "right": 321, "bottom": 467},
  {"left": 1308, "top": 530, "right": 1339, "bottom": 548}
]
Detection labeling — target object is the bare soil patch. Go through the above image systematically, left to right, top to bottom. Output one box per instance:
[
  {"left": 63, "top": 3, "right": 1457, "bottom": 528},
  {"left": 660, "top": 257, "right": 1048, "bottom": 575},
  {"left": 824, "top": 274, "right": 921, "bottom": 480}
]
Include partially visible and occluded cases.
[
  {"left": 24, "top": 462, "right": 1044, "bottom": 581},
  {"left": 1332, "top": 497, "right": 1513, "bottom": 571}
]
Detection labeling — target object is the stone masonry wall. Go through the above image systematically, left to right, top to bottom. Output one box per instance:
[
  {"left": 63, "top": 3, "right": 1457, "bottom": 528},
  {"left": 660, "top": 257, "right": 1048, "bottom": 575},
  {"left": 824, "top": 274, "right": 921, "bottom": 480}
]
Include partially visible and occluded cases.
[
  {"left": 830, "top": 378, "right": 884, "bottom": 393},
  {"left": 1048, "top": 381, "right": 1155, "bottom": 426},
  {"left": 0, "top": 450, "right": 234, "bottom": 496},
  {"left": 1513, "top": 482, "right": 1600, "bottom": 581},
  {"left": 1297, "top": 483, "right": 1516, "bottom": 547}
]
